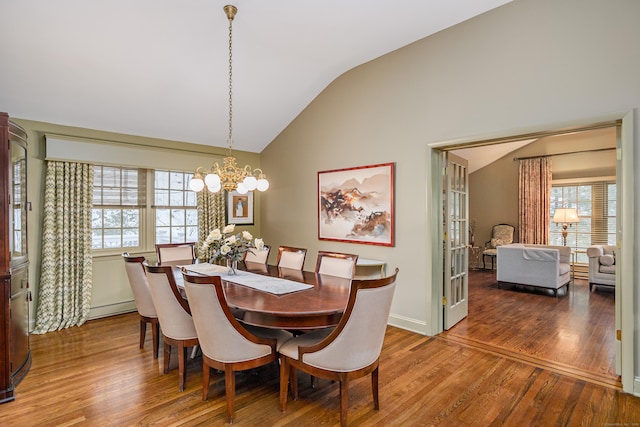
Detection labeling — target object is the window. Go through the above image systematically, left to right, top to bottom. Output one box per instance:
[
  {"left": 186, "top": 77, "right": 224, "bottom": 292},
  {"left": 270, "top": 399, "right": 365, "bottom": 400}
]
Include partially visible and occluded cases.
[
  {"left": 92, "top": 166, "right": 145, "bottom": 250},
  {"left": 92, "top": 167, "right": 199, "bottom": 252},
  {"left": 154, "top": 170, "right": 198, "bottom": 244},
  {"left": 550, "top": 181, "right": 616, "bottom": 263}
]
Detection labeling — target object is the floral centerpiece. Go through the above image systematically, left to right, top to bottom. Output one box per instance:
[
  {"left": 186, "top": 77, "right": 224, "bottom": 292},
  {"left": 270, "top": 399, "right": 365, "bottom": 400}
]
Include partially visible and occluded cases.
[{"left": 201, "top": 224, "right": 264, "bottom": 274}]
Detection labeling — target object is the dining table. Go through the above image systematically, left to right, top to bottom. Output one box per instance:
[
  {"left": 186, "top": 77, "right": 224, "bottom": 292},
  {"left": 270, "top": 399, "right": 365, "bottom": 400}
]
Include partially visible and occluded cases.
[{"left": 174, "top": 261, "right": 352, "bottom": 330}]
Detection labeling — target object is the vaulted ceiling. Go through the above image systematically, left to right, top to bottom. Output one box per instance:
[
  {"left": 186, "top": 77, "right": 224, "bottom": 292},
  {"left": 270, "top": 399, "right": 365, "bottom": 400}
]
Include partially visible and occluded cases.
[{"left": 1, "top": 0, "right": 512, "bottom": 152}]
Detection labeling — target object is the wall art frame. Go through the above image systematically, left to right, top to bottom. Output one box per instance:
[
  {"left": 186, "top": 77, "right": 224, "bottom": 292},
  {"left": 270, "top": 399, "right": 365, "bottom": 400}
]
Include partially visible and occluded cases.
[
  {"left": 318, "top": 162, "right": 394, "bottom": 246},
  {"left": 227, "top": 190, "right": 254, "bottom": 225}
]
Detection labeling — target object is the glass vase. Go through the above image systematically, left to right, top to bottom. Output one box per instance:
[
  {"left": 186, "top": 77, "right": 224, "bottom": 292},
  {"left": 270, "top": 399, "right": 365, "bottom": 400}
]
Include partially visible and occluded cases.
[{"left": 226, "top": 258, "right": 238, "bottom": 275}]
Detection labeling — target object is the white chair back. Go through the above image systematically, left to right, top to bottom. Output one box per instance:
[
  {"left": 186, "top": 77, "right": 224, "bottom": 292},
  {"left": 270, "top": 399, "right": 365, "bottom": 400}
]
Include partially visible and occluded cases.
[
  {"left": 156, "top": 243, "right": 196, "bottom": 264},
  {"left": 244, "top": 245, "right": 270, "bottom": 264},
  {"left": 277, "top": 247, "right": 307, "bottom": 270},
  {"left": 316, "top": 252, "right": 358, "bottom": 278},
  {"left": 122, "top": 255, "right": 156, "bottom": 318},
  {"left": 145, "top": 264, "right": 197, "bottom": 341},
  {"left": 302, "top": 269, "right": 397, "bottom": 371},
  {"left": 183, "top": 277, "right": 273, "bottom": 362}
]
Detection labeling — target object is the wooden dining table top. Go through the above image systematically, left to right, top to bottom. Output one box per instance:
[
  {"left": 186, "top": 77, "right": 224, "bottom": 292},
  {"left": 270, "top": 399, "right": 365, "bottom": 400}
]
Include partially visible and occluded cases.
[{"left": 176, "top": 261, "right": 352, "bottom": 330}]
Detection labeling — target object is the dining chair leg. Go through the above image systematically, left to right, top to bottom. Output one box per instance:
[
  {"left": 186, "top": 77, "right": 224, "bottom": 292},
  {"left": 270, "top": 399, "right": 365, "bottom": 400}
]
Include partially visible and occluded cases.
[
  {"left": 139, "top": 318, "right": 147, "bottom": 349},
  {"left": 151, "top": 319, "right": 159, "bottom": 359},
  {"left": 163, "top": 341, "right": 171, "bottom": 374},
  {"left": 178, "top": 343, "right": 187, "bottom": 392},
  {"left": 279, "top": 357, "right": 289, "bottom": 411},
  {"left": 202, "top": 362, "right": 211, "bottom": 401},
  {"left": 290, "top": 365, "right": 298, "bottom": 401},
  {"left": 224, "top": 366, "right": 235, "bottom": 423},
  {"left": 371, "top": 366, "right": 379, "bottom": 410},
  {"left": 339, "top": 377, "right": 349, "bottom": 427}
]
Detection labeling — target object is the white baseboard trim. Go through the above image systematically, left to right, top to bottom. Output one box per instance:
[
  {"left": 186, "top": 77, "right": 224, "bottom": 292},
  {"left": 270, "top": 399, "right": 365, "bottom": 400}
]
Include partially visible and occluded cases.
[
  {"left": 89, "top": 301, "right": 137, "bottom": 320},
  {"left": 388, "top": 313, "right": 429, "bottom": 336},
  {"left": 633, "top": 376, "right": 640, "bottom": 396}
]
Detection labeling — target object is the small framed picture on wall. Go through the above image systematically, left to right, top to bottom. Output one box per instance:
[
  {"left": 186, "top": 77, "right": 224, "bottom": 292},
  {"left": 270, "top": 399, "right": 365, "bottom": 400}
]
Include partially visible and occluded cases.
[{"left": 227, "top": 191, "right": 254, "bottom": 225}]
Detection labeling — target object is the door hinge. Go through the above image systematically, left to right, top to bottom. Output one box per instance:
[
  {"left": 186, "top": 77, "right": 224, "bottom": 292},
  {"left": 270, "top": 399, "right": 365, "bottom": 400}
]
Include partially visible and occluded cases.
[
  {"left": 442, "top": 296, "right": 447, "bottom": 306},
  {"left": 616, "top": 329, "right": 621, "bottom": 341}
]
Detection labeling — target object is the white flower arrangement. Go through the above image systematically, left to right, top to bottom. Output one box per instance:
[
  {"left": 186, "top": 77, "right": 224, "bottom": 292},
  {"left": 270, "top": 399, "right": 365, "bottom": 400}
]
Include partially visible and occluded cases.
[{"left": 201, "top": 224, "right": 264, "bottom": 264}]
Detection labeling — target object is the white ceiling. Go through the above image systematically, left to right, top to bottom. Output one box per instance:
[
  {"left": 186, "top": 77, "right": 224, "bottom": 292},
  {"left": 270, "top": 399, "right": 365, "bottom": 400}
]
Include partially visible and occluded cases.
[
  {"left": 1, "top": 0, "right": 512, "bottom": 153},
  {"left": 451, "top": 139, "right": 536, "bottom": 173}
]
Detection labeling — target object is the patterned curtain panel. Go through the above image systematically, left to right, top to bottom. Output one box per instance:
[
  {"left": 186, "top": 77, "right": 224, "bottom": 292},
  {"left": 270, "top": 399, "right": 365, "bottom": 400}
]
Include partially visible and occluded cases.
[
  {"left": 518, "top": 157, "right": 552, "bottom": 244},
  {"left": 34, "top": 161, "right": 94, "bottom": 334},
  {"left": 196, "top": 190, "right": 226, "bottom": 261}
]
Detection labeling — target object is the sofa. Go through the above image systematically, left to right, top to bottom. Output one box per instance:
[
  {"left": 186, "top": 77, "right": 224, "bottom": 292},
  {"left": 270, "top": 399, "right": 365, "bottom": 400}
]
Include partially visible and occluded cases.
[
  {"left": 497, "top": 243, "right": 571, "bottom": 296},
  {"left": 586, "top": 245, "right": 616, "bottom": 291}
]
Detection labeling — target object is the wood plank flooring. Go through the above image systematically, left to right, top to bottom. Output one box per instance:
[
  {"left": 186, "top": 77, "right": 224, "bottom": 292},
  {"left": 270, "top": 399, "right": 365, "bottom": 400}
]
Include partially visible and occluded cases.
[
  {"left": 443, "top": 270, "right": 618, "bottom": 388},
  {"left": 1, "top": 279, "right": 638, "bottom": 426}
]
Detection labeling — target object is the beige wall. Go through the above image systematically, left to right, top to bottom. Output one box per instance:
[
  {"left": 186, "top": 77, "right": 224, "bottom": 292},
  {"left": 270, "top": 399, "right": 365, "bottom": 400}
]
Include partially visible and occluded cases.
[
  {"left": 260, "top": 0, "right": 640, "bottom": 338},
  {"left": 14, "top": 119, "right": 263, "bottom": 323},
  {"left": 468, "top": 127, "right": 617, "bottom": 248}
]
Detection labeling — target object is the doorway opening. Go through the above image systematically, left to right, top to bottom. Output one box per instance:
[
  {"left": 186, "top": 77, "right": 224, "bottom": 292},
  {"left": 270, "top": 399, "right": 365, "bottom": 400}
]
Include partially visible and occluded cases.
[{"left": 428, "top": 114, "right": 633, "bottom": 391}]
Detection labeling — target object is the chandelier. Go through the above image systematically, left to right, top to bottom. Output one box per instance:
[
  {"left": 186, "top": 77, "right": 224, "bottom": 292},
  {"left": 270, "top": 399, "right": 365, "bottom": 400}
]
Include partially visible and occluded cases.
[{"left": 189, "top": 4, "right": 269, "bottom": 194}]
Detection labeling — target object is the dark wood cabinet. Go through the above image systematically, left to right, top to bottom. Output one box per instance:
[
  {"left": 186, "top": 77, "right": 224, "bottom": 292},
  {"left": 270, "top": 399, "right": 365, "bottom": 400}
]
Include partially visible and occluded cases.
[{"left": 0, "top": 112, "right": 31, "bottom": 403}]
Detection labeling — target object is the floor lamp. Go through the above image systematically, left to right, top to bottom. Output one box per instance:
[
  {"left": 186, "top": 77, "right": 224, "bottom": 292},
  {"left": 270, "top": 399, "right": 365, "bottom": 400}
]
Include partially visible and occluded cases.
[{"left": 552, "top": 208, "right": 580, "bottom": 246}]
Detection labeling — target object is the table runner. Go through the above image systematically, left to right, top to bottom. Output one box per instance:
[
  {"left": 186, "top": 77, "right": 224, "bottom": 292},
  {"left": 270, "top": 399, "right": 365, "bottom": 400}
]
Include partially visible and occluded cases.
[{"left": 181, "top": 263, "right": 312, "bottom": 295}]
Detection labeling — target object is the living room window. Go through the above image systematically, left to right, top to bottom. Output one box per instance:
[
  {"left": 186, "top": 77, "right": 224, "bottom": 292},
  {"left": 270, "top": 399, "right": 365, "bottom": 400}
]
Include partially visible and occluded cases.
[
  {"left": 92, "top": 167, "right": 198, "bottom": 252},
  {"left": 550, "top": 180, "right": 616, "bottom": 263}
]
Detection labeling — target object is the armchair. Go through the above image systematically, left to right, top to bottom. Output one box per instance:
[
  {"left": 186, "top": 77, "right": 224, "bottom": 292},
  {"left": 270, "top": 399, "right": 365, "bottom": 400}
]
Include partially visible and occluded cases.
[
  {"left": 482, "top": 224, "right": 515, "bottom": 270},
  {"left": 587, "top": 245, "right": 616, "bottom": 291}
]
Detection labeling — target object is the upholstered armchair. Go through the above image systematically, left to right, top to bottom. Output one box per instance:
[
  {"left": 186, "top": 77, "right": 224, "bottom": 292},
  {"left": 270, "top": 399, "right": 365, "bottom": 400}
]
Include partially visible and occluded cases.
[
  {"left": 482, "top": 224, "right": 515, "bottom": 270},
  {"left": 587, "top": 245, "right": 616, "bottom": 291}
]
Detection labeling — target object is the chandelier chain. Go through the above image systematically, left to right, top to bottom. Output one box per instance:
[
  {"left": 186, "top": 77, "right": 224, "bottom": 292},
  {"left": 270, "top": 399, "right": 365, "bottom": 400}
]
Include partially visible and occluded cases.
[
  {"left": 188, "top": 5, "right": 269, "bottom": 194},
  {"left": 227, "top": 12, "right": 234, "bottom": 150}
]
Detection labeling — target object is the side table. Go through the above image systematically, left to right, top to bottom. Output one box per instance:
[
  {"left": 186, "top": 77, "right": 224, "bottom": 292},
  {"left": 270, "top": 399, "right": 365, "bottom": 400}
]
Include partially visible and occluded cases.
[{"left": 469, "top": 246, "right": 483, "bottom": 270}]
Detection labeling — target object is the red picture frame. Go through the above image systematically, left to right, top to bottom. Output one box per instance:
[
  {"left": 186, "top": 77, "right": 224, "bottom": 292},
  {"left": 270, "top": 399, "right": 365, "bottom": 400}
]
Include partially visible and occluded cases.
[{"left": 318, "top": 162, "right": 394, "bottom": 246}]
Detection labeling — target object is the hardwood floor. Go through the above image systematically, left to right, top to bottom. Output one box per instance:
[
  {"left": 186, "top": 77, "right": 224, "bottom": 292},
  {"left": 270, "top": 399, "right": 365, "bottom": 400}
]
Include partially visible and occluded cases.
[
  {"left": 443, "top": 270, "right": 619, "bottom": 388},
  {"left": 2, "top": 288, "right": 638, "bottom": 426}
]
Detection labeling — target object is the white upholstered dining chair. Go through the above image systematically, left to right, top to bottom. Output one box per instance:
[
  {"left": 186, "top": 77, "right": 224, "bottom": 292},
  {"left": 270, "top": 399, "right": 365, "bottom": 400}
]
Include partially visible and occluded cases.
[
  {"left": 155, "top": 242, "right": 196, "bottom": 265},
  {"left": 243, "top": 244, "right": 271, "bottom": 264},
  {"left": 276, "top": 246, "right": 307, "bottom": 270},
  {"left": 315, "top": 251, "right": 359, "bottom": 278},
  {"left": 122, "top": 253, "right": 159, "bottom": 359},
  {"left": 144, "top": 263, "right": 199, "bottom": 392},
  {"left": 279, "top": 268, "right": 399, "bottom": 427},
  {"left": 182, "top": 272, "right": 292, "bottom": 423}
]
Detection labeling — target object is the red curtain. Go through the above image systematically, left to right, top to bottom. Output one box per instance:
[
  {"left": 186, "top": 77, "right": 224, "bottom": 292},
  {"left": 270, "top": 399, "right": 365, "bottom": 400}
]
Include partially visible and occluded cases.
[{"left": 518, "top": 157, "right": 552, "bottom": 244}]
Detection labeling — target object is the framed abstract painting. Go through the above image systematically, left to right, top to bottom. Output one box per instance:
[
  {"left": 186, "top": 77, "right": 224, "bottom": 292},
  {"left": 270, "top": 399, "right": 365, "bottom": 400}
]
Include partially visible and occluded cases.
[{"left": 318, "top": 162, "right": 394, "bottom": 246}]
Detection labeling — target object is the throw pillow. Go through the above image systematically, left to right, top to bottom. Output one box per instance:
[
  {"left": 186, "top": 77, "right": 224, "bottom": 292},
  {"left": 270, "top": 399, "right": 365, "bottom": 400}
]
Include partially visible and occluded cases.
[{"left": 600, "top": 254, "right": 615, "bottom": 266}]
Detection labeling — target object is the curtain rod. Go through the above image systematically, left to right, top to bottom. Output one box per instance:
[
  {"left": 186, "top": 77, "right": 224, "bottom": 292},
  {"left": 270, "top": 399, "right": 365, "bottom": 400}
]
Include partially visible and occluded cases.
[{"left": 513, "top": 147, "right": 616, "bottom": 161}]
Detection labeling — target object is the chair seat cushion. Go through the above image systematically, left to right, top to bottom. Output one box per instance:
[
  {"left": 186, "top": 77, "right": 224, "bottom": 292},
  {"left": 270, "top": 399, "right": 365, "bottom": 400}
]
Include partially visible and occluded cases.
[
  {"left": 483, "top": 248, "right": 497, "bottom": 256},
  {"left": 600, "top": 265, "right": 616, "bottom": 274},
  {"left": 244, "top": 324, "right": 293, "bottom": 351},
  {"left": 278, "top": 328, "right": 334, "bottom": 360}
]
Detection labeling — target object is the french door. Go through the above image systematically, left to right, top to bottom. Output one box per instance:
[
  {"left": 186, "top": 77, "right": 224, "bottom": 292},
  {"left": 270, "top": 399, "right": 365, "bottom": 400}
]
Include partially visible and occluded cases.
[{"left": 443, "top": 152, "right": 469, "bottom": 329}]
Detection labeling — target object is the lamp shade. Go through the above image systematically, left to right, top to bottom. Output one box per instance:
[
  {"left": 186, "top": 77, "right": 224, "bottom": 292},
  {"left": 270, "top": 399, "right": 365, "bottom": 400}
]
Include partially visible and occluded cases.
[{"left": 552, "top": 208, "right": 580, "bottom": 224}]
